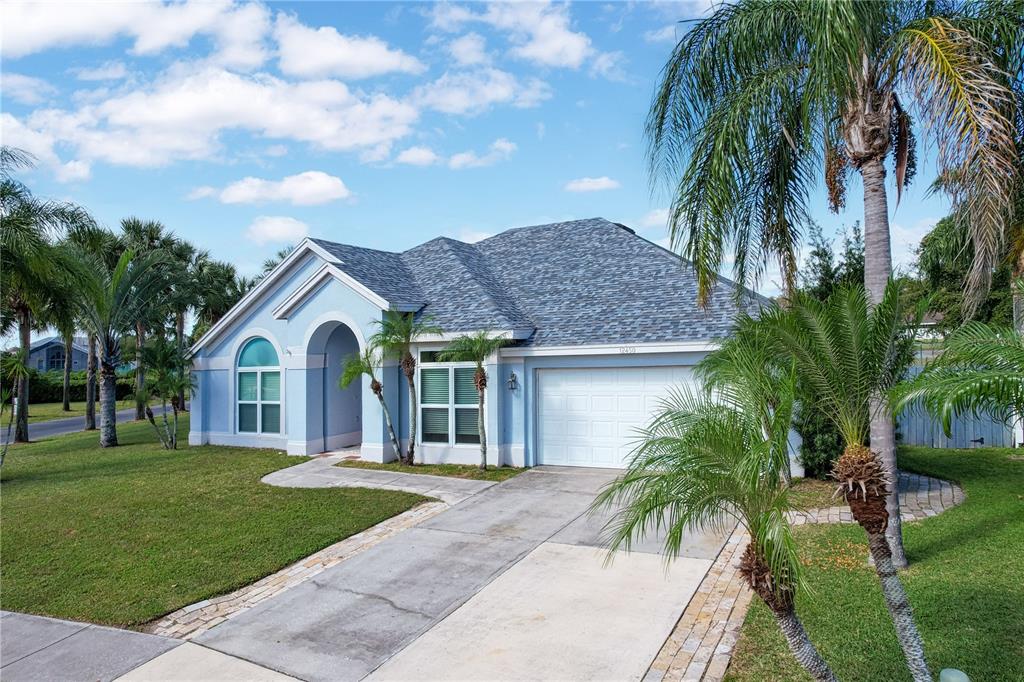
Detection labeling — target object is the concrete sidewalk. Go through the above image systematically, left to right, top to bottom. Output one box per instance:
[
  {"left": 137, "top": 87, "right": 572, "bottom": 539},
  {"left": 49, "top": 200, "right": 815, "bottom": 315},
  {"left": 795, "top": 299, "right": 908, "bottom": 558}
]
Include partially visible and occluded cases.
[{"left": 197, "top": 466, "right": 728, "bottom": 681}]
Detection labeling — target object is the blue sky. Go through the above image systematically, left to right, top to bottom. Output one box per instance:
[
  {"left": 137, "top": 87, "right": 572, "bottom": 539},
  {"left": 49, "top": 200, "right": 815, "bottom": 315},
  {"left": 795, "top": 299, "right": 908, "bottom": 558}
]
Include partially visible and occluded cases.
[{"left": 2, "top": 0, "right": 949, "bottom": 294}]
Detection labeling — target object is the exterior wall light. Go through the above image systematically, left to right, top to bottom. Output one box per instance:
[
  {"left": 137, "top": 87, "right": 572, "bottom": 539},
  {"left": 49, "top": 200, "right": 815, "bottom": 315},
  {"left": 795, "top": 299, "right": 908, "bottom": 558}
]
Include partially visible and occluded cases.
[{"left": 507, "top": 371, "right": 518, "bottom": 391}]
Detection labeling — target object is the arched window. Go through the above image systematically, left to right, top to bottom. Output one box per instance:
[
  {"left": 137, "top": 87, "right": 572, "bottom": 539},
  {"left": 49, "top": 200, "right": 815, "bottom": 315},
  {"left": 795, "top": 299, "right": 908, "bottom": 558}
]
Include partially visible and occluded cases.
[{"left": 237, "top": 338, "right": 281, "bottom": 434}]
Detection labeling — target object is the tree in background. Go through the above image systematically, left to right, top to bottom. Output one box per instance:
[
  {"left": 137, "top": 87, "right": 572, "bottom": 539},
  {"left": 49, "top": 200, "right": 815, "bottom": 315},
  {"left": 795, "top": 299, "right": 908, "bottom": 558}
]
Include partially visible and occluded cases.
[
  {"left": 648, "top": 0, "right": 1022, "bottom": 568},
  {"left": 1, "top": 146, "right": 95, "bottom": 442},
  {"left": 260, "top": 245, "right": 295, "bottom": 278},
  {"left": 191, "top": 260, "right": 255, "bottom": 341},
  {"left": 438, "top": 331, "right": 509, "bottom": 470},
  {"left": 137, "top": 338, "right": 192, "bottom": 450},
  {"left": 0, "top": 350, "right": 29, "bottom": 466}
]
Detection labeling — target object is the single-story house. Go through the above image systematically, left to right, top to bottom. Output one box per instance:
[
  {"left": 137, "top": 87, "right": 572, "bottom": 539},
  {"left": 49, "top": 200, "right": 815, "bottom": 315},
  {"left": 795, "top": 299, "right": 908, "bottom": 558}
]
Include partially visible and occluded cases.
[
  {"left": 189, "top": 217, "right": 770, "bottom": 469},
  {"left": 28, "top": 336, "right": 89, "bottom": 372}
]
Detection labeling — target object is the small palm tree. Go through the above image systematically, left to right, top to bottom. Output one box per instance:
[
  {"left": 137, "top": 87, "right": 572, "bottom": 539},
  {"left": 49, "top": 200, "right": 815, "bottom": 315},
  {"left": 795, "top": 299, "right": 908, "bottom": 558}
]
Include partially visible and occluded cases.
[
  {"left": 72, "top": 249, "right": 167, "bottom": 447},
  {"left": 753, "top": 282, "right": 930, "bottom": 681},
  {"left": 370, "top": 312, "right": 442, "bottom": 465},
  {"left": 894, "top": 321, "right": 1024, "bottom": 435},
  {"left": 438, "top": 331, "right": 509, "bottom": 470},
  {"left": 137, "top": 338, "right": 192, "bottom": 450},
  {"left": 340, "top": 345, "right": 401, "bottom": 461},
  {"left": 0, "top": 349, "right": 29, "bottom": 466},
  {"left": 595, "top": 373, "right": 837, "bottom": 681}
]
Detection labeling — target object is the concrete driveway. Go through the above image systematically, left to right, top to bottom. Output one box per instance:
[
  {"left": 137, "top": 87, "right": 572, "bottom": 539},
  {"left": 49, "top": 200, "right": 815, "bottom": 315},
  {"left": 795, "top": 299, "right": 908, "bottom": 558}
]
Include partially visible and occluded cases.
[{"left": 197, "top": 466, "right": 728, "bottom": 681}]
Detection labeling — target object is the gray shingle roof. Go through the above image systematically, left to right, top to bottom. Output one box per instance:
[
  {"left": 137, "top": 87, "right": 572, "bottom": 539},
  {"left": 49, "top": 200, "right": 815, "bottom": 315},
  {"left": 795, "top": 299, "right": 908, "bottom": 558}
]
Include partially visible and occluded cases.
[{"left": 314, "top": 218, "right": 766, "bottom": 347}]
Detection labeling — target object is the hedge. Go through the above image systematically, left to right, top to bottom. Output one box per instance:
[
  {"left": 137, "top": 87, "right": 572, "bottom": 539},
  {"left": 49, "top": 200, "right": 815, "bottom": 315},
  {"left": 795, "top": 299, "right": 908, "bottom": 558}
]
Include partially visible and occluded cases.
[{"left": 25, "top": 369, "right": 134, "bottom": 404}]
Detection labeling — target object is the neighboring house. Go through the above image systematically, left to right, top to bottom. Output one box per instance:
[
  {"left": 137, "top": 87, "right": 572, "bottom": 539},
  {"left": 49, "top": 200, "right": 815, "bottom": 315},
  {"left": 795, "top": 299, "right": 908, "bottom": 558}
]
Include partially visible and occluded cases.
[
  {"left": 189, "top": 218, "right": 768, "bottom": 469},
  {"left": 28, "top": 336, "right": 89, "bottom": 372}
]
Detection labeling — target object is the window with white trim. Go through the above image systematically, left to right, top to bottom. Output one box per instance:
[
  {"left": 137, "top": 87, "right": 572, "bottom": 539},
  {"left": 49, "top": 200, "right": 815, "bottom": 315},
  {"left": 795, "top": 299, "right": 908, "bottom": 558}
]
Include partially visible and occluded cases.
[
  {"left": 237, "top": 338, "right": 281, "bottom": 434},
  {"left": 419, "top": 356, "right": 480, "bottom": 445}
]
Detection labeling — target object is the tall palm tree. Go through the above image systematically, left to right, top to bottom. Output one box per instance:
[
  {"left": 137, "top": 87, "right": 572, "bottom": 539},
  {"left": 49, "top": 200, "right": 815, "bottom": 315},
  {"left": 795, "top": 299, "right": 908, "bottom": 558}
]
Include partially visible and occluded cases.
[
  {"left": 649, "top": 0, "right": 1022, "bottom": 567},
  {"left": 1, "top": 146, "right": 95, "bottom": 441},
  {"left": 121, "top": 217, "right": 175, "bottom": 421},
  {"left": 64, "top": 223, "right": 123, "bottom": 431},
  {"left": 261, "top": 245, "right": 295, "bottom": 278},
  {"left": 71, "top": 249, "right": 167, "bottom": 447},
  {"left": 751, "top": 282, "right": 930, "bottom": 681},
  {"left": 370, "top": 312, "right": 442, "bottom": 465},
  {"left": 894, "top": 321, "right": 1024, "bottom": 435},
  {"left": 438, "top": 331, "right": 509, "bottom": 470},
  {"left": 340, "top": 345, "right": 402, "bottom": 461},
  {"left": 594, "top": 375, "right": 837, "bottom": 680}
]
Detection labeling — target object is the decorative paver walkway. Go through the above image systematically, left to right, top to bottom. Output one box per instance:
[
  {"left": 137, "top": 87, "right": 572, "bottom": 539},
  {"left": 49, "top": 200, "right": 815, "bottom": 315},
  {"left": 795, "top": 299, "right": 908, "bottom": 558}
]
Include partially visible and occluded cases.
[
  {"left": 148, "top": 451, "right": 497, "bottom": 640},
  {"left": 645, "top": 472, "right": 964, "bottom": 682}
]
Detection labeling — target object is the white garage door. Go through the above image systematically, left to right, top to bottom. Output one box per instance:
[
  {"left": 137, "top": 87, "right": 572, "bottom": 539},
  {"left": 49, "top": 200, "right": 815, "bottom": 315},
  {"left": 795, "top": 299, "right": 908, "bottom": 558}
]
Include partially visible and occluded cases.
[{"left": 536, "top": 366, "right": 697, "bottom": 468}]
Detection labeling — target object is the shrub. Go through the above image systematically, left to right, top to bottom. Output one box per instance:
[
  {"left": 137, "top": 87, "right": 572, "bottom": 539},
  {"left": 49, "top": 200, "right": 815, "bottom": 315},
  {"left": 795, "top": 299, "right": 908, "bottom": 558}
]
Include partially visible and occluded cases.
[
  {"left": 25, "top": 369, "right": 134, "bottom": 404},
  {"left": 794, "top": 401, "right": 845, "bottom": 479}
]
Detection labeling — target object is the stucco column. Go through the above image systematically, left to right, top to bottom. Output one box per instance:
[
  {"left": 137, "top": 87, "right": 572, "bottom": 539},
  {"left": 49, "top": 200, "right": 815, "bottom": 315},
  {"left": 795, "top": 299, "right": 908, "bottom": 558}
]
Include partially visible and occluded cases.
[
  {"left": 485, "top": 359, "right": 501, "bottom": 467},
  {"left": 361, "top": 362, "right": 400, "bottom": 463},
  {"left": 286, "top": 366, "right": 310, "bottom": 455},
  {"left": 188, "top": 369, "right": 206, "bottom": 446}
]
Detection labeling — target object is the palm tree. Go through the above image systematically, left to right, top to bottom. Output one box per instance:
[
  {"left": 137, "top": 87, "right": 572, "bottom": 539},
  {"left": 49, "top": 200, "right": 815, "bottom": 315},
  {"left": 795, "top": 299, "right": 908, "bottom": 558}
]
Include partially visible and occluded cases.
[
  {"left": 648, "top": 0, "right": 1022, "bottom": 567},
  {"left": 1, "top": 146, "right": 95, "bottom": 442},
  {"left": 121, "top": 217, "right": 175, "bottom": 421},
  {"left": 64, "top": 223, "right": 123, "bottom": 431},
  {"left": 166, "top": 240, "right": 206, "bottom": 411},
  {"left": 261, "top": 245, "right": 295, "bottom": 277},
  {"left": 71, "top": 249, "right": 167, "bottom": 447},
  {"left": 751, "top": 282, "right": 930, "bottom": 681},
  {"left": 370, "top": 312, "right": 442, "bottom": 465},
  {"left": 894, "top": 321, "right": 1024, "bottom": 435},
  {"left": 438, "top": 331, "right": 509, "bottom": 470},
  {"left": 137, "top": 338, "right": 192, "bottom": 450},
  {"left": 340, "top": 345, "right": 402, "bottom": 460},
  {"left": 1, "top": 350, "right": 29, "bottom": 466},
  {"left": 594, "top": 373, "right": 837, "bottom": 681}
]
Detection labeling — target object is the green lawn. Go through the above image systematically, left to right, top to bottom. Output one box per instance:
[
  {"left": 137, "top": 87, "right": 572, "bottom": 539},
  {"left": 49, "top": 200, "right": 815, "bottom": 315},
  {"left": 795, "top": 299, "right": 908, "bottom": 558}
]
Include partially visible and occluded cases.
[
  {"left": 19, "top": 401, "right": 89, "bottom": 423},
  {"left": 0, "top": 416, "right": 427, "bottom": 627},
  {"left": 725, "top": 447, "right": 1024, "bottom": 681},
  {"left": 337, "top": 459, "right": 524, "bottom": 482}
]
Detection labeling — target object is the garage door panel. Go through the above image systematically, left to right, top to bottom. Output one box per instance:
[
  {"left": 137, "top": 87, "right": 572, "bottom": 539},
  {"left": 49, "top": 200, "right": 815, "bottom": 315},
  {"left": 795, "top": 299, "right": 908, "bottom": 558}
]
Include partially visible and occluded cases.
[{"left": 537, "top": 367, "right": 695, "bottom": 468}]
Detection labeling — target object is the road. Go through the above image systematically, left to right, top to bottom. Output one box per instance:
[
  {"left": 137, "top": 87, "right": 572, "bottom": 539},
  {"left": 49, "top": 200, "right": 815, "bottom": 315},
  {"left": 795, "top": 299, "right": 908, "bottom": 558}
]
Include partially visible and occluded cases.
[{"left": 1, "top": 404, "right": 178, "bottom": 444}]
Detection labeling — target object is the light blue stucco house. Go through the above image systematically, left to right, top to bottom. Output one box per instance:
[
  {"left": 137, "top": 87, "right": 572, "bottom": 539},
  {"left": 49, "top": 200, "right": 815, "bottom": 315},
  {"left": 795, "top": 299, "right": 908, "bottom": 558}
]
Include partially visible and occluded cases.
[
  {"left": 189, "top": 218, "right": 768, "bottom": 469},
  {"left": 28, "top": 336, "right": 89, "bottom": 372}
]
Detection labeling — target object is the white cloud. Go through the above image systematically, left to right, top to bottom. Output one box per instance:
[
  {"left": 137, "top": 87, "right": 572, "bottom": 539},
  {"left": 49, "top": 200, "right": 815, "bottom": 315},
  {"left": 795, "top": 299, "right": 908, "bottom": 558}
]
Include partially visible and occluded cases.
[
  {"left": 1, "top": 0, "right": 271, "bottom": 69},
  {"left": 433, "top": 2, "right": 593, "bottom": 69},
  {"left": 274, "top": 14, "right": 425, "bottom": 79},
  {"left": 643, "top": 24, "right": 679, "bottom": 43},
  {"left": 448, "top": 32, "right": 489, "bottom": 66},
  {"left": 589, "top": 51, "right": 628, "bottom": 82},
  {"left": 72, "top": 61, "right": 129, "bottom": 81},
  {"left": 14, "top": 65, "right": 419, "bottom": 169},
  {"left": 413, "top": 68, "right": 550, "bottom": 115},
  {"left": 2, "top": 73, "right": 57, "bottom": 105},
  {"left": 0, "top": 112, "right": 90, "bottom": 182},
  {"left": 448, "top": 138, "right": 517, "bottom": 169},
  {"left": 265, "top": 144, "right": 288, "bottom": 157},
  {"left": 396, "top": 146, "right": 441, "bottom": 166},
  {"left": 54, "top": 159, "right": 91, "bottom": 182},
  {"left": 203, "top": 171, "right": 351, "bottom": 205},
  {"left": 564, "top": 176, "right": 621, "bottom": 192},
  {"left": 187, "top": 186, "right": 217, "bottom": 200},
  {"left": 639, "top": 208, "right": 669, "bottom": 229},
  {"left": 246, "top": 216, "right": 309, "bottom": 245},
  {"left": 890, "top": 217, "right": 938, "bottom": 269}
]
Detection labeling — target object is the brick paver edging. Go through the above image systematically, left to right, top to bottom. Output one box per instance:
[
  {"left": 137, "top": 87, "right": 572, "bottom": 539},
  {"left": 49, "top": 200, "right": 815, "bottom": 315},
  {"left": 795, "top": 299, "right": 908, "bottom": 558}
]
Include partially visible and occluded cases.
[
  {"left": 645, "top": 472, "right": 964, "bottom": 682},
  {"left": 146, "top": 501, "right": 447, "bottom": 640}
]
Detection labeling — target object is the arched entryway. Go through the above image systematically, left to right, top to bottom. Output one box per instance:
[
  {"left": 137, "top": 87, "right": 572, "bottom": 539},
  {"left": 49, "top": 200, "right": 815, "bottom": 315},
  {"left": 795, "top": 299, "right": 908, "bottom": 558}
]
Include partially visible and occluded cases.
[{"left": 305, "top": 320, "right": 362, "bottom": 453}]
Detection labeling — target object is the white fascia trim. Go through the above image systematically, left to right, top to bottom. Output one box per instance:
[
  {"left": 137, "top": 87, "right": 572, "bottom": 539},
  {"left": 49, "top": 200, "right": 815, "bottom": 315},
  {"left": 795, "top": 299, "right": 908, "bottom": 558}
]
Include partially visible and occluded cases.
[
  {"left": 190, "top": 239, "right": 328, "bottom": 354},
  {"left": 272, "top": 262, "right": 393, "bottom": 319},
  {"left": 414, "top": 328, "right": 532, "bottom": 344},
  {"left": 499, "top": 340, "right": 721, "bottom": 357}
]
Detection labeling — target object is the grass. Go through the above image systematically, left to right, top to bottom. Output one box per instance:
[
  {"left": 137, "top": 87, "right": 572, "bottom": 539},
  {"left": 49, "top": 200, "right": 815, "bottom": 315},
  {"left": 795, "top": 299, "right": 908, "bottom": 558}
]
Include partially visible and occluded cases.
[
  {"left": 17, "top": 401, "right": 89, "bottom": 423},
  {"left": 0, "top": 416, "right": 427, "bottom": 627},
  {"left": 725, "top": 447, "right": 1024, "bottom": 681},
  {"left": 337, "top": 459, "right": 525, "bottom": 482},
  {"left": 787, "top": 477, "right": 839, "bottom": 511}
]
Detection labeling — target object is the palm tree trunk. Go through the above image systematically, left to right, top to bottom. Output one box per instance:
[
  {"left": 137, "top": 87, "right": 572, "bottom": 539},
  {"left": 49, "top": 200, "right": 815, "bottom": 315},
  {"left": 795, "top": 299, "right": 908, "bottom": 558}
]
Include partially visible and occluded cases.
[
  {"left": 860, "top": 156, "right": 908, "bottom": 568},
  {"left": 15, "top": 307, "right": 31, "bottom": 443},
  {"left": 176, "top": 311, "right": 188, "bottom": 411},
  {"left": 135, "top": 321, "right": 146, "bottom": 421},
  {"left": 86, "top": 334, "right": 97, "bottom": 430},
  {"left": 62, "top": 335, "right": 72, "bottom": 411},
  {"left": 99, "top": 360, "right": 118, "bottom": 447},
  {"left": 405, "top": 365, "right": 417, "bottom": 466},
  {"left": 477, "top": 386, "right": 487, "bottom": 470},
  {"left": 375, "top": 392, "right": 402, "bottom": 462},
  {"left": 866, "top": 532, "right": 932, "bottom": 681},
  {"left": 771, "top": 606, "right": 838, "bottom": 682}
]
